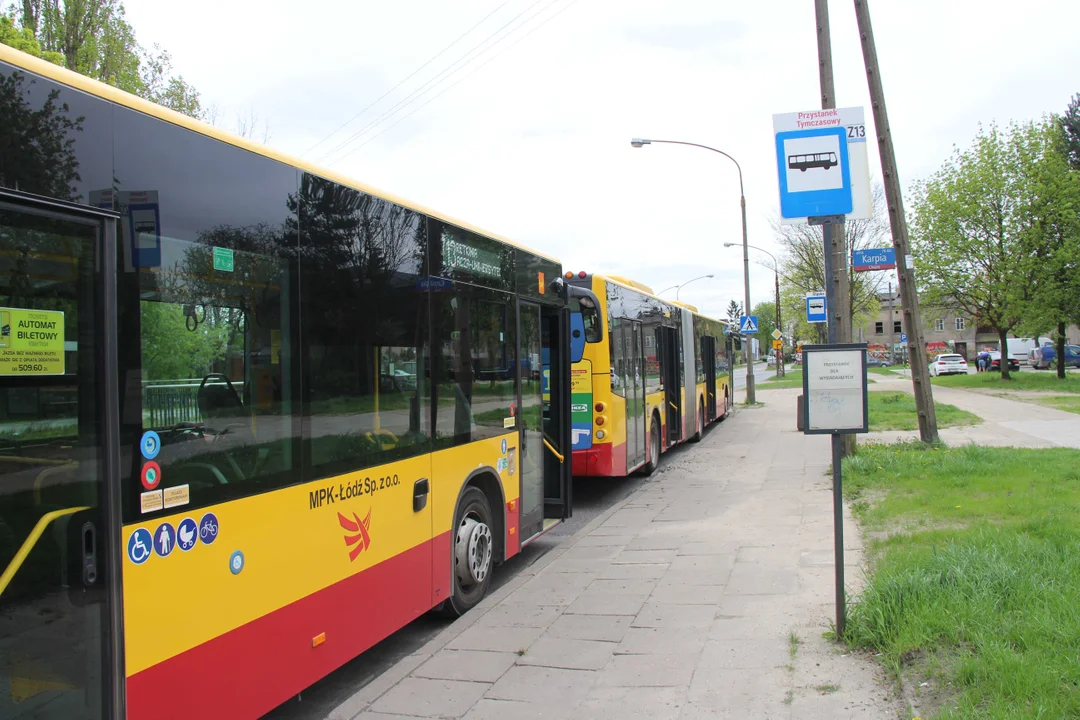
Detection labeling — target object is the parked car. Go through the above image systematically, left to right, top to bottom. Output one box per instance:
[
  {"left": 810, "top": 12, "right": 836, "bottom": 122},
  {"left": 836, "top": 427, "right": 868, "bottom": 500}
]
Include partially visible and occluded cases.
[
  {"left": 1032, "top": 344, "right": 1080, "bottom": 369},
  {"left": 988, "top": 351, "right": 1019, "bottom": 372},
  {"left": 929, "top": 353, "right": 968, "bottom": 376},
  {"left": 866, "top": 357, "right": 891, "bottom": 368}
]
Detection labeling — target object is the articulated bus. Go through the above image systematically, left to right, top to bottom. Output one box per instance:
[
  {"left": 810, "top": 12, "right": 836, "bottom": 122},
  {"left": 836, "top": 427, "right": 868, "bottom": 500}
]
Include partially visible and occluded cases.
[
  {"left": 0, "top": 44, "right": 600, "bottom": 719},
  {"left": 566, "top": 272, "right": 733, "bottom": 477}
]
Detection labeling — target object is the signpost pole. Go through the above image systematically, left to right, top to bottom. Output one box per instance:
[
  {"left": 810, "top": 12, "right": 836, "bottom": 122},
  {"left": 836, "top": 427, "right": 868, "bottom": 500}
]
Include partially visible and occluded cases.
[
  {"left": 853, "top": 0, "right": 939, "bottom": 444},
  {"left": 831, "top": 433, "right": 845, "bottom": 636}
]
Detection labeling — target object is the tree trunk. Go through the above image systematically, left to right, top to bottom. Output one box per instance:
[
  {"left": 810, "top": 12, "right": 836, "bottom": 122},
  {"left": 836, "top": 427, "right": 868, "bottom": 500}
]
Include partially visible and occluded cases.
[
  {"left": 1057, "top": 321, "right": 1067, "bottom": 380},
  {"left": 998, "top": 328, "right": 1011, "bottom": 380}
]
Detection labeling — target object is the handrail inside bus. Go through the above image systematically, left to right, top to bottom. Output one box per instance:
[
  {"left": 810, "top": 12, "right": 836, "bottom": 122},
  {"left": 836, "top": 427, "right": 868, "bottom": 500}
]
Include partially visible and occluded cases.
[
  {"left": 542, "top": 436, "right": 564, "bottom": 463},
  {"left": 33, "top": 461, "right": 79, "bottom": 505},
  {"left": 0, "top": 506, "right": 89, "bottom": 598}
]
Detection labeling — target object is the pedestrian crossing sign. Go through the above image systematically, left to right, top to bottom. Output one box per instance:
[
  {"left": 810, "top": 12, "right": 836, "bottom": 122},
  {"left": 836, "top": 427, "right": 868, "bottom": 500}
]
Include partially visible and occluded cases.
[{"left": 739, "top": 315, "right": 759, "bottom": 334}]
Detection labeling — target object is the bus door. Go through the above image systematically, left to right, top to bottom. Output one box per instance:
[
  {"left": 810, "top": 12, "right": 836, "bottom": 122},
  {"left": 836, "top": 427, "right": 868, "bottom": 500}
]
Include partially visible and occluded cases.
[
  {"left": 0, "top": 190, "right": 124, "bottom": 719},
  {"left": 517, "top": 300, "right": 571, "bottom": 543},
  {"left": 658, "top": 326, "right": 681, "bottom": 446},
  {"left": 702, "top": 335, "right": 717, "bottom": 421}
]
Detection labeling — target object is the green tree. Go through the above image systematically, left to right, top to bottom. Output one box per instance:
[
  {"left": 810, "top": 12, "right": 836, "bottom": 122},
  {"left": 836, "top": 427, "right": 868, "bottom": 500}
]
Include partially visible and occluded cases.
[
  {"left": 3, "top": 1, "right": 203, "bottom": 118},
  {"left": 0, "top": 13, "right": 61, "bottom": 62},
  {"left": 1014, "top": 116, "right": 1080, "bottom": 378},
  {"left": 909, "top": 120, "right": 1051, "bottom": 379},
  {"left": 775, "top": 183, "right": 892, "bottom": 340},
  {"left": 725, "top": 299, "right": 742, "bottom": 356},
  {"left": 750, "top": 300, "right": 777, "bottom": 356},
  {"left": 139, "top": 301, "right": 233, "bottom": 381}
]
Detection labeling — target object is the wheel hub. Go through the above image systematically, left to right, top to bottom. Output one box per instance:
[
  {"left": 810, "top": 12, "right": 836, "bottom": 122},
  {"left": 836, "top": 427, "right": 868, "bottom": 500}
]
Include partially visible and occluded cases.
[{"left": 455, "top": 516, "right": 492, "bottom": 586}]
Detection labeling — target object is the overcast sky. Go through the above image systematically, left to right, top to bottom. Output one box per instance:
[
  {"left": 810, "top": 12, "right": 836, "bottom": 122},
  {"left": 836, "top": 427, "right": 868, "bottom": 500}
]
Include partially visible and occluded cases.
[{"left": 124, "top": 0, "right": 1080, "bottom": 321}]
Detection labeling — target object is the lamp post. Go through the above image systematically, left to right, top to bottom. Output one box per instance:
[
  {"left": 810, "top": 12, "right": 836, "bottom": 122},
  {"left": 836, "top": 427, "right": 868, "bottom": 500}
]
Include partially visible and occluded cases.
[
  {"left": 631, "top": 138, "right": 755, "bottom": 404},
  {"left": 725, "top": 242, "right": 783, "bottom": 378},
  {"left": 657, "top": 274, "right": 715, "bottom": 300}
]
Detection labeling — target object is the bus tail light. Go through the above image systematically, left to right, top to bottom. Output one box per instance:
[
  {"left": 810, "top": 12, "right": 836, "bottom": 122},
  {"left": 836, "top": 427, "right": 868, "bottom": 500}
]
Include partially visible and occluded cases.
[
  {"left": 565, "top": 271, "right": 573, "bottom": 279},
  {"left": 578, "top": 271, "right": 587, "bottom": 278},
  {"left": 595, "top": 402, "right": 606, "bottom": 412},
  {"left": 595, "top": 416, "right": 605, "bottom": 426},
  {"left": 596, "top": 430, "right": 606, "bottom": 440}
]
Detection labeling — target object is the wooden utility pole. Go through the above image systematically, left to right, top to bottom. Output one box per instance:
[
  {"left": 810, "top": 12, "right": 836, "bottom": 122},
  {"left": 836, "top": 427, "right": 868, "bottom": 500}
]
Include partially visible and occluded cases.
[
  {"left": 815, "top": 0, "right": 856, "bottom": 457},
  {"left": 853, "top": 0, "right": 939, "bottom": 443}
]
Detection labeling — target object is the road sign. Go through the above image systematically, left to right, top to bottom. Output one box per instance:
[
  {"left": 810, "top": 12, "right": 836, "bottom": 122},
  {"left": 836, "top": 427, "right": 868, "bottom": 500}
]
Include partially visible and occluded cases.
[
  {"left": 774, "top": 107, "right": 871, "bottom": 223},
  {"left": 774, "top": 125, "right": 852, "bottom": 220},
  {"left": 852, "top": 247, "right": 896, "bottom": 272},
  {"left": 806, "top": 294, "right": 827, "bottom": 324},
  {"left": 739, "top": 315, "right": 759, "bottom": 334},
  {"left": 771, "top": 328, "right": 783, "bottom": 341},
  {"left": 900, "top": 333, "right": 908, "bottom": 343},
  {"left": 772, "top": 339, "right": 783, "bottom": 350}
]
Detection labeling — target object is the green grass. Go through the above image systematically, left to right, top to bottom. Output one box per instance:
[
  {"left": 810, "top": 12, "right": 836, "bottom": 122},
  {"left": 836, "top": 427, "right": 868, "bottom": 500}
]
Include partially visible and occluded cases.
[
  {"left": 868, "top": 366, "right": 899, "bottom": 376},
  {"left": 760, "top": 367, "right": 804, "bottom": 389},
  {"left": 932, "top": 370, "right": 1080, "bottom": 393},
  {"left": 868, "top": 391, "right": 980, "bottom": 432},
  {"left": 1024, "top": 395, "right": 1080, "bottom": 415},
  {"left": 842, "top": 442, "right": 1080, "bottom": 719}
]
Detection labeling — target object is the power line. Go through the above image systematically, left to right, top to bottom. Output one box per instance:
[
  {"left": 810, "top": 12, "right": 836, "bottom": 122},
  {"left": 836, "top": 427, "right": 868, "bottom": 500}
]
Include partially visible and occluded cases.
[
  {"left": 301, "top": 0, "right": 514, "bottom": 158},
  {"left": 315, "top": 0, "right": 558, "bottom": 165},
  {"left": 334, "top": 0, "right": 581, "bottom": 162}
]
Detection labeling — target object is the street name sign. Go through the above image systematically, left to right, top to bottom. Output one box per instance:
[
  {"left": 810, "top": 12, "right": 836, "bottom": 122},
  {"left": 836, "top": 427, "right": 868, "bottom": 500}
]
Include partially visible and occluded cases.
[{"left": 852, "top": 247, "right": 896, "bottom": 272}]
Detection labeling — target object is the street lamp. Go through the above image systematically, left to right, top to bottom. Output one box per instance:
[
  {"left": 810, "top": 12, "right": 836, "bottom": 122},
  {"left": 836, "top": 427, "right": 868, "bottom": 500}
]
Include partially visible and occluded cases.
[
  {"left": 632, "top": 138, "right": 755, "bottom": 404},
  {"left": 725, "top": 242, "right": 783, "bottom": 378},
  {"left": 656, "top": 274, "right": 715, "bottom": 300}
]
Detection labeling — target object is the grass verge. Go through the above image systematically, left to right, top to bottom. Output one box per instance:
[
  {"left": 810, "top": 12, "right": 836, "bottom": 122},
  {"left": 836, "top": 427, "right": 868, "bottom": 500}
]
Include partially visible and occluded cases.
[
  {"left": 760, "top": 367, "right": 804, "bottom": 389},
  {"left": 932, "top": 370, "right": 1080, "bottom": 393},
  {"left": 868, "top": 391, "right": 979, "bottom": 432},
  {"left": 1025, "top": 394, "right": 1080, "bottom": 415},
  {"left": 843, "top": 442, "right": 1080, "bottom": 719}
]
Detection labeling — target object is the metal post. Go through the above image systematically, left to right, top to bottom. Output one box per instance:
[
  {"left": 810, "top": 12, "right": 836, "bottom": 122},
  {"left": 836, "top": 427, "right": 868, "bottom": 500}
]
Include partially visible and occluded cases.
[
  {"left": 853, "top": 0, "right": 939, "bottom": 443},
  {"left": 741, "top": 194, "right": 755, "bottom": 403},
  {"left": 775, "top": 269, "right": 782, "bottom": 378},
  {"left": 887, "top": 280, "right": 894, "bottom": 363},
  {"left": 831, "top": 433, "right": 846, "bottom": 637}
]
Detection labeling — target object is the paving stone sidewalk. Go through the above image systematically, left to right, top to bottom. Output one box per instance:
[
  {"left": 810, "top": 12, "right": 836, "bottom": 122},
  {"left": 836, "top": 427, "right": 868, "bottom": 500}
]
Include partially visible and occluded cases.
[{"left": 324, "top": 394, "right": 903, "bottom": 720}]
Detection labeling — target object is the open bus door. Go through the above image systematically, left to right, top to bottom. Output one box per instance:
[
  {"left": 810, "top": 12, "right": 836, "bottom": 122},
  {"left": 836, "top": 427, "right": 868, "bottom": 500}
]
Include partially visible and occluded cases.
[{"left": 0, "top": 189, "right": 125, "bottom": 719}]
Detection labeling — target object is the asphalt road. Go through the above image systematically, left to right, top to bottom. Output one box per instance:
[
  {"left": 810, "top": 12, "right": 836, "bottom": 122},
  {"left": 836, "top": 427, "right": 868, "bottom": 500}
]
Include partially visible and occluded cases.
[
  {"left": 732, "top": 361, "right": 781, "bottom": 390},
  {"left": 263, "top": 470, "right": 654, "bottom": 719}
]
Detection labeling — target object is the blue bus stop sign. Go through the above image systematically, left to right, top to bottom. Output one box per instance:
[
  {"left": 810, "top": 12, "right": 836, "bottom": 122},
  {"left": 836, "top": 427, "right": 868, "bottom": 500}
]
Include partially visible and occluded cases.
[{"left": 775, "top": 126, "right": 852, "bottom": 219}]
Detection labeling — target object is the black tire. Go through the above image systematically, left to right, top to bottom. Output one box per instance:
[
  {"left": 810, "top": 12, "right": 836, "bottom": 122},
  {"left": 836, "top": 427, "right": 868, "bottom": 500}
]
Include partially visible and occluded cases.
[
  {"left": 690, "top": 399, "right": 704, "bottom": 442},
  {"left": 642, "top": 414, "right": 661, "bottom": 475},
  {"left": 441, "top": 486, "right": 494, "bottom": 617}
]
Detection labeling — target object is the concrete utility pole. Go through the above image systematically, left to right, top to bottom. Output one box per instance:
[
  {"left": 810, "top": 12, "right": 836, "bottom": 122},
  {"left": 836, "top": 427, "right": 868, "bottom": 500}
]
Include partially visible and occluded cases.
[
  {"left": 815, "top": 0, "right": 855, "bottom": 459},
  {"left": 853, "top": 0, "right": 939, "bottom": 443}
]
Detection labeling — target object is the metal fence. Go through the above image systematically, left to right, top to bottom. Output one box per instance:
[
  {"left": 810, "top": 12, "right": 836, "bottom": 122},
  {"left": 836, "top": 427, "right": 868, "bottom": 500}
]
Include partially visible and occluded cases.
[{"left": 143, "top": 380, "right": 203, "bottom": 428}]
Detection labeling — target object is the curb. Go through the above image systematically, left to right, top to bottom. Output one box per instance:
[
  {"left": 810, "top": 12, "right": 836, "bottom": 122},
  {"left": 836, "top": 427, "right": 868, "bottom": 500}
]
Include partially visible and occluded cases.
[{"left": 325, "top": 461, "right": 661, "bottom": 719}]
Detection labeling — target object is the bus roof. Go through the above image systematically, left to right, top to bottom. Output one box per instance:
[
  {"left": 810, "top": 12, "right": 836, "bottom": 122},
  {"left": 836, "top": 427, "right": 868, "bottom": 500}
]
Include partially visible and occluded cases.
[
  {"left": 0, "top": 44, "right": 560, "bottom": 265},
  {"left": 593, "top": 272, "right": 727, "bottom": 325}
]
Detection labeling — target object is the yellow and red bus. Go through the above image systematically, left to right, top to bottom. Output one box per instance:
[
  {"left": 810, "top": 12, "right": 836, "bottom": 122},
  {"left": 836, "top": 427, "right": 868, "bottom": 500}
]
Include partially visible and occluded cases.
[
  {"left": 0, "top": 44, "right": 587, "bottom": 719},
  {"left": 566, "top": 272, "right": 733, "bottom": 477}
]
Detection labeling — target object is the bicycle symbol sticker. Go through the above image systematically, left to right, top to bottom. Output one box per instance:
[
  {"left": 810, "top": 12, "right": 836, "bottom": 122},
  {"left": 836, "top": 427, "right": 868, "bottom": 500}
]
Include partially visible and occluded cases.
[
  {"left": 199, "top": 512, "right": 219, "bottom": 545},
  {"left": 127, "top": 528, "right": 153, "bottom": 565}
]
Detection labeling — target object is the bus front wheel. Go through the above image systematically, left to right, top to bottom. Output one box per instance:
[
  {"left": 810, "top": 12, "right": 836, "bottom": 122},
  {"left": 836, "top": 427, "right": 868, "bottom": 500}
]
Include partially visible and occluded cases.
[{"left": 443, "top": 486, "right": 494, "bottom": 617}]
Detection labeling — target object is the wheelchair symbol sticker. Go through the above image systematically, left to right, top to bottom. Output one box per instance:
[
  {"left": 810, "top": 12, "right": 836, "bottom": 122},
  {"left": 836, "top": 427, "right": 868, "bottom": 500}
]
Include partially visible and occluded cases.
[
  {"left": 140, "top": 431, "right": 161, "bottom": 460},
  {"left": 127, "top": 528, "right": 153, "bottom": 565}
]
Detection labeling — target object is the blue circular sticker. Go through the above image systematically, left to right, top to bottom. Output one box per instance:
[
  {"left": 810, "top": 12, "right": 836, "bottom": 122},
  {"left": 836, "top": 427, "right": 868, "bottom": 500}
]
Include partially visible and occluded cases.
[
  {"left": 140, "top": 431, "right": 161, "bottom": 460},
  {"left": 199, "top": 513, "right": 219, "bottom": 545},
  {"left": 177, "top": 518, "right": 198, "bottom": 552},
  {"left": 153, "top": 522, "right": 176, "bottom": 557},
  {"left": 127, "top": 528, "right": 153, "bottom": 565},
  {"left": 229, "top": 550, "right": 245, "bottom": 575}
]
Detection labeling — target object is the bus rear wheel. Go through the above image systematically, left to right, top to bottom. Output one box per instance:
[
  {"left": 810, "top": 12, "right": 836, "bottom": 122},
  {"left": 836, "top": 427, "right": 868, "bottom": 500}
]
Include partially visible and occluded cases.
[
  {"left": 690, "top": 399, "right": 704, "bottom": 442},
  {"left": 442, "top": 486, "right": 494, "bottom": 617}
]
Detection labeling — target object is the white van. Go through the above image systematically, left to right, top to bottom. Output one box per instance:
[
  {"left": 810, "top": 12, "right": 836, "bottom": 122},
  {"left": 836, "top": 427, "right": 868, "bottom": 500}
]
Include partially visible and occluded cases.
[{"left": 1007, "top": 337, "right": 1053, "bottom": 365}]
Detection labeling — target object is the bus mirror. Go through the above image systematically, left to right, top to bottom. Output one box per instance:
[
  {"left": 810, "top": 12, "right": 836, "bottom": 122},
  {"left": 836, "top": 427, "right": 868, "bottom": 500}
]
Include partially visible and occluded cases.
[{"left": 570, "top": 312, "right": 586, "bottom": 363}]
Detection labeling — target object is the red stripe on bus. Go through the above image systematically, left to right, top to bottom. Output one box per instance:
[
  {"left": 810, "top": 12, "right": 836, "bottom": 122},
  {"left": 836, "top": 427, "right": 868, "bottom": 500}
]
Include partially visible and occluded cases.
[{"left": 126, "top": 533, "right": 448, "bottom": 720}]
